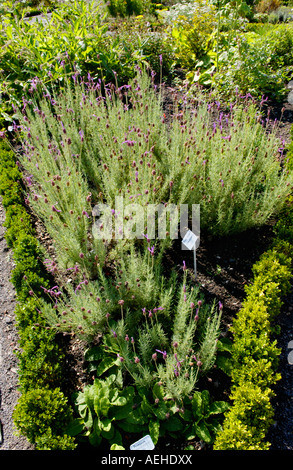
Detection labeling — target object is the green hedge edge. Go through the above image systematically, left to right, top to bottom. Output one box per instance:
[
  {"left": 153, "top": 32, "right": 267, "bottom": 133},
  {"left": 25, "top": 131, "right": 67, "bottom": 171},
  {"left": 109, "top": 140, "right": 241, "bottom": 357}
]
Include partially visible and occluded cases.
[{"left": 0, "top": 140, "right": 76, "bottom": 450}]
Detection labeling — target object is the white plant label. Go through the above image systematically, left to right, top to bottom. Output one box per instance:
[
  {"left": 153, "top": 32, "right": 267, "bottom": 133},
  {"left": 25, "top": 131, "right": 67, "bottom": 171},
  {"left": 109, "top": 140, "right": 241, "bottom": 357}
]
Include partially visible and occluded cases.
[
  {"left": 182, "top": 230, "right": 198, "bottom": 250},
  {"left": 182, "top": 230, "right": 199, "bottom": 278},
  {"left": 130, "top": 434, "right": 155, "bottom": 451}
]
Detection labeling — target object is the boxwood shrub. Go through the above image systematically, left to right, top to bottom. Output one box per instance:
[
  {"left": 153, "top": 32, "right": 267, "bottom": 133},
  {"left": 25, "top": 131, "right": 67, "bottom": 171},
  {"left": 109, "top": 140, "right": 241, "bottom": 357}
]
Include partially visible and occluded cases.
[{"left": 0, "top": 139, "right": 76, "bottom": 450}]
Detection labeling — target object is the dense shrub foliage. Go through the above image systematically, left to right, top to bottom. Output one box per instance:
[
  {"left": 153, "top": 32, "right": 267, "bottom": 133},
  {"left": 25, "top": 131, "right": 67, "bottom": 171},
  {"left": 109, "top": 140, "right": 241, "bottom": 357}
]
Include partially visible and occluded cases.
[{"left": 0, "top": 141, "right": 76, "bottom": 450}]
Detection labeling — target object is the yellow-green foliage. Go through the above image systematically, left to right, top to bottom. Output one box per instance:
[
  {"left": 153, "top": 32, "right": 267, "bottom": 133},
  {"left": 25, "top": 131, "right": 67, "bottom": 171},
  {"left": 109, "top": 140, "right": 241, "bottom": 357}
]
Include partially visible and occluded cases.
[
  {"left": 168, "top": 0, "right": 216, "bottom": 68},
  {"left": 213, "top": 241, "right": 292, "bottom": 450},
  {"left": 13, "top": 388, "right": 76, "bottom": 450}
]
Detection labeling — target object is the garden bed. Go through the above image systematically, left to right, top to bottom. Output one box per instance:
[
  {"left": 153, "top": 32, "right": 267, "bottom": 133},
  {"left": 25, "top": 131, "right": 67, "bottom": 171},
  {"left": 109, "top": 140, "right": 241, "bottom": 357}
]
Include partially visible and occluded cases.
[{"left": 1, "top": 0, "right": 293, "bottom": 454}]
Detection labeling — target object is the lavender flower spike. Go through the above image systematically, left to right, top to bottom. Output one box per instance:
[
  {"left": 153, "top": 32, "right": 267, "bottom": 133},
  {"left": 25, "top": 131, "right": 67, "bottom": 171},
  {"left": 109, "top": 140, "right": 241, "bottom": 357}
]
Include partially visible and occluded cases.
[
  {"left": 148, "top": 245, "right": 155, "bottom": 256},
  {"left": 156, "top": 349, "right": 167, "bottom": 360}
]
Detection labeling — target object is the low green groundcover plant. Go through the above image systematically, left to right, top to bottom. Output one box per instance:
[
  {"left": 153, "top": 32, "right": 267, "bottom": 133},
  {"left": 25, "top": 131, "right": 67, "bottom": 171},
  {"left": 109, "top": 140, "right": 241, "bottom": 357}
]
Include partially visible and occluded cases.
[{"left": 68, "top": 373, "right": 229, "bottom": 449}]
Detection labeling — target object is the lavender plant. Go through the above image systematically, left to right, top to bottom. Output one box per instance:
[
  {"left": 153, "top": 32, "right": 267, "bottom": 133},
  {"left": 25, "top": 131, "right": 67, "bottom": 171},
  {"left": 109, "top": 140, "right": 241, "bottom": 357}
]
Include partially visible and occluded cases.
[
  {"left": 14, "top": 65, "right": 292, "bottom": 404},
  {"left": 17, "top": 67, "right": 293, "bottom": 249},
  {"left": 40, "top": 241, "right": 175, "bottom": 340}
]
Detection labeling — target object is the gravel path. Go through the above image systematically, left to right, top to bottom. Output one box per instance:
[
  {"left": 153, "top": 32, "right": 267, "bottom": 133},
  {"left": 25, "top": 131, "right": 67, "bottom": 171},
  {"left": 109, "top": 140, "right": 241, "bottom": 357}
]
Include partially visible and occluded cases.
[{"left": 0, "top": 202, "right": 33, "bottom": 450}]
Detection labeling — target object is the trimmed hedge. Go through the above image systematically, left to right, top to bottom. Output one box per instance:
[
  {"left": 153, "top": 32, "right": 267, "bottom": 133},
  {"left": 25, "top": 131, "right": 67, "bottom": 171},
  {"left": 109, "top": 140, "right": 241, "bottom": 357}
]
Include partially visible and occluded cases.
[
  {"left": 0, "top": 140, "right": 76, "bottom": 450},
  {"left": 214, "top": 241, "right": 292, "bottom": 450}
]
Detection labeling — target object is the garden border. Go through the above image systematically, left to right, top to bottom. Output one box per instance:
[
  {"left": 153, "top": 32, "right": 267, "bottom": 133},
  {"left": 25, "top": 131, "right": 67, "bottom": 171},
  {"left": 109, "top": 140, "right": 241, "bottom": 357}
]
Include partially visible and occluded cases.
[
  {"left": 1, "top": 127, "right": 293, "bottom": 449},
  {"left": 0, "top": 140, "right": 76, "bottom": 450}
]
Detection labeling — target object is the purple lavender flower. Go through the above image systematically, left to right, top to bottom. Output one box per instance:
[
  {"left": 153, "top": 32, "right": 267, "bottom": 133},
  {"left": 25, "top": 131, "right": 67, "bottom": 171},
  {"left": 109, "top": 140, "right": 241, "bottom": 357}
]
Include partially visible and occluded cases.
[
  {"left": 79, "top": 129, "right": 84, "bottom": 142},
  {"left": 122, "top": 139, "right": 137, "bottom": 147},
  {"left": 26, "top": 175, "right": 34, "bottom": 186},
  {"left": 143, "top": 233, "right": 150, "bottom": 243},
  {"left": 148, "top": 245, "right": 155, "bottom": 256},
  {"left": 156, "top": 349, "right": 167, "bottom": 360}
]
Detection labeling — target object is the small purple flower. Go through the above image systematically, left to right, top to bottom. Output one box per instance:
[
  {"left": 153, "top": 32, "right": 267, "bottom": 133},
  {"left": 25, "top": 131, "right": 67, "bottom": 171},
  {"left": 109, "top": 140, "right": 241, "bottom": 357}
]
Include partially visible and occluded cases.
[
  {"left": 79, "top": 129, "right": 84, "bottom": 142},
  {"left": 122, "top": 139, "right": 136, "bottom": 147},
  {"left": 26, "top": 175, "right": 33, "bottom": 186},
  {"left": 52, "top": 205, "right": 61, "bottom": 213},
  {"left": 148, "top": 245, "right": 155, "bottom": 256},
  {"left": 183, "top": 260, "right": 186, "bottom": 271},
  {"left": 112, "top": 330, "right": 117, "bottom": 338},
  {"left": 156, "top": 349, "right": 167, "bottom": 360}
]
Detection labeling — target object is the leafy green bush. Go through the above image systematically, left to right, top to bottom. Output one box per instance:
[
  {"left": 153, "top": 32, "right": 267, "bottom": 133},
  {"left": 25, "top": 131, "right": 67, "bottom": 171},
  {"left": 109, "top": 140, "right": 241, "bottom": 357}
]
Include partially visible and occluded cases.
[
  {"left": 0, "top": 0, "right": 171, "bottom": 123},
  {"left": 105, "top": 0, "right": 151, "bottom": 17},
  {"left": 162, "top": 0, "right": 216, "bottom": 69},
  {"left": 263, "top": 23, "right": 293, "bottom": 68},
  {"left": 3, "top": 204, "right": 33, "bottom": 248},
  {"left": 10, "top": 232, "right": 49, "bottom": 301},
  {"left": 213, "top": 239, "right": 292, "bottom": 450},
  {"left": 15, "top": 299, "right": 64, "bottom": 392},
  {"left": 71, "top": 374, "right": 229, "bottom": 448},
  {"left": 213, "top": 383, "right": 274, "bottom": 450},
  {"left": 13, "top": 388, "right": 76, "bottom": 450}
]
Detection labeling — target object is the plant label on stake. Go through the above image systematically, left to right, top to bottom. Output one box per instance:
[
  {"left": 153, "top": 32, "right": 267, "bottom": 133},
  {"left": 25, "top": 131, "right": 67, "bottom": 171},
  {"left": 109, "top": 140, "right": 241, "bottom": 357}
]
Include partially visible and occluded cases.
[
  {"left": 182, "top": 230, "right": 199, "bottom": 278},
  {"left": 130, "top": 434, "right": 155, "bottom": 450}
]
